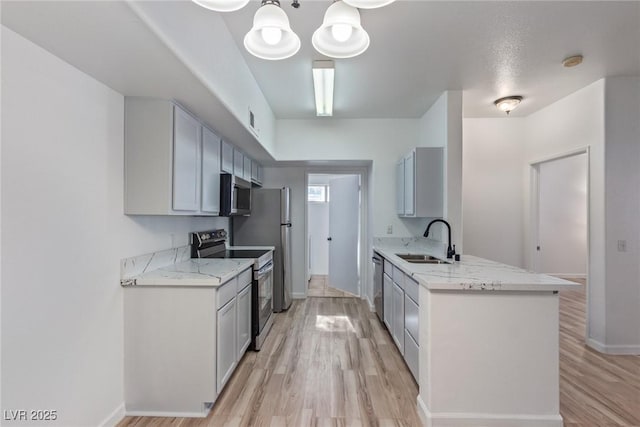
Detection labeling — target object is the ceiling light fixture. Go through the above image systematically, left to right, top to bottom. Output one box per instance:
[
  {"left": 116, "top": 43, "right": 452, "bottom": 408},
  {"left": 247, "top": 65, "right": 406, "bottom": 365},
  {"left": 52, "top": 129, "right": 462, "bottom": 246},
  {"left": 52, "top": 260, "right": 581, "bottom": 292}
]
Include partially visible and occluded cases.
[
  {"left": 192, "top": 0, "right": 250, "bottom": 13},
  {"left": 243, "top": 0, "right": 301, "bottom": 60},
  {"left": 343, "top": 0, "right": 395, "bottom": 9},
  {"left": 312, "top": 1, "right": 370, "bottom": 59},
  {"left": 562, "top": 55, "right": 583, "bottom": 68},
  {"left": 312, "top": 60, "right": 335, "bottom": 116},
  {"left": 494, "top": 96, "right": 523, "bottom": 115}
]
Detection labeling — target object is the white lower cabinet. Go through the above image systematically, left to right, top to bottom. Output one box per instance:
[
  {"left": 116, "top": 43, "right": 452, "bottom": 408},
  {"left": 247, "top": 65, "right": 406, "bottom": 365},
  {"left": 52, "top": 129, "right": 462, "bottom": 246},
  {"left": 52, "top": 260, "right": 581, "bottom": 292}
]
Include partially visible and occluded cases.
[
  {"left": 380, "top": 255, "right": 420, "bottom": 383},
  {"left": 123, "top": 267, "right": 254, "bottom": 416},
  {"left": 383, "top": 273, "right": 393, "bottom": 330},
  {"left": 392, "top": 281, "right": 405, "bottom": 355},
  {"left": 237, "top": 283, "right": 252, "bottom": 357},
  {"left": 217, "top": 297, "right": 237, "bottom": 394}
]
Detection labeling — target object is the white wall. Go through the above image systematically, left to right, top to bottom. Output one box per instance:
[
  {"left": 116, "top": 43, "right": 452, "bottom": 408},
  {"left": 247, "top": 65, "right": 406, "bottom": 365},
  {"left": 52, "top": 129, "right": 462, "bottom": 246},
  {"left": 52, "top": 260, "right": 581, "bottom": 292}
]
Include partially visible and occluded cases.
[
  {"left": 127, "top": 1, "right": 276, "bottom": 156},
  {"left": 1, "top": 27, "right": 228, "bottom": 426},
  {"left": 603, "top": 76, "right": 640, "bottom": 352},
  {"left": 525, "top": 79, "right": 607, "bottom": 346},
  {"left": 416, "top": 91, "right": 464, "bottom": 251},
  {"left": 462, "top": 118, "right": 526, "bottom": 267},
  {"left": 275, "top": 119, "right": 418, "bottom": 238},
  {"left": 537, "top": 154, "right": 588, "bottom": 276},
  {"left": 260, "top": 167, "right": 307, "bottom": 298},
  {"left": 307, "top": 202, "right": 329, "bottom": 275}
]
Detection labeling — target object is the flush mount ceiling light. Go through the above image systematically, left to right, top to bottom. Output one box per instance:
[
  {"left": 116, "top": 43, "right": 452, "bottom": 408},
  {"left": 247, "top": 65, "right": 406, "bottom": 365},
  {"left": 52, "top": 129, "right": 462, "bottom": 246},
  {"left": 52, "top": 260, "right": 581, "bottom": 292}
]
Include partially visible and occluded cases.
[
  {"left": 192, "top": 0, "right": 250, "bottom": 12},
  {"left": 244, "top": 0, "right": 301, "bottom": 60},
  {"left": 343, "top": 0, "right": 395, "bottom": 9},
  {"left": 312, "top": 1, "right": 370, "bottom": 59},
  {"left": 563, "top": 54, "right": 584, "bottom": 68},
  {"left": 313, "top": 60, "right": 335, "bottom": 116},
  {"left": 494, "top": 96, "right": 523, "bottom": 115}
]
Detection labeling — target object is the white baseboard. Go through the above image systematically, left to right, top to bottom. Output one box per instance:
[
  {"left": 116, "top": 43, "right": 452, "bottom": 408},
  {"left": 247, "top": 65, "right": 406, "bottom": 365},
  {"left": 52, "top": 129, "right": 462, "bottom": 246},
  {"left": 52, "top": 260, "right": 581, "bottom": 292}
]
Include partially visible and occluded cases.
[
  {"left": 292, "top": 292, "right": 307, "bottom": 299},
  {"left": 587, "top": 338, "right": 640, "bottom": 355},
  {"left": 416, "top": 395, "right": 562, "bottom": 427},
  {"left": 99, "top": 403, "right": 125, "bottom": 427},
  {"left": 125, "top": 409, "right": 207, "bottom": 418}
]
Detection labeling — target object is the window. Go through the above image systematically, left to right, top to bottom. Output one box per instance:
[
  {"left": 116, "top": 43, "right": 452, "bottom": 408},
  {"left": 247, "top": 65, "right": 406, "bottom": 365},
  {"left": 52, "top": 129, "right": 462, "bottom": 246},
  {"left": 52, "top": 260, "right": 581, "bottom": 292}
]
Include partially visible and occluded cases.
[{"left": 308, "top": 185, "right": 329, "bottom": 203}]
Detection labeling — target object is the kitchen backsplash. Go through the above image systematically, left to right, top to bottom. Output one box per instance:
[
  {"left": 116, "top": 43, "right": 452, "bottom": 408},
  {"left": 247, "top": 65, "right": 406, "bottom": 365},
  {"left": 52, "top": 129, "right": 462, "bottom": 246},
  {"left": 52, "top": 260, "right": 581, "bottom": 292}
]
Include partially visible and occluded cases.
[{"left": 121, "top": 245, "right": 191, "bottom": 280}]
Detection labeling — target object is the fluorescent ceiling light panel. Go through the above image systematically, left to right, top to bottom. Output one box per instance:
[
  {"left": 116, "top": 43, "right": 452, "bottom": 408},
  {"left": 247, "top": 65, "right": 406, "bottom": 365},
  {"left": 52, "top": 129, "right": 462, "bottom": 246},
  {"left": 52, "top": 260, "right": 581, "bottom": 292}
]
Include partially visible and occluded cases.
[{"left": 312, "top": 60, "right": 335, "bottom": 117}]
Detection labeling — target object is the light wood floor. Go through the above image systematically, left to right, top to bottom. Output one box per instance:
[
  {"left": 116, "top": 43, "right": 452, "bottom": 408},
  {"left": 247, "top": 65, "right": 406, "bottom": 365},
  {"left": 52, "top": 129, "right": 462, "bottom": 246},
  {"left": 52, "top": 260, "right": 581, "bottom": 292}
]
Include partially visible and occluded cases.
[
  {"left": 307, "top": 275, "right": 356, "bottom": 298},
  {"left": 119, "top": 279, "right": 640, "bottom": 427},
  {"left": 559, "top": 279, "right": 640, "bottom": 426},
  {"left": 119, "top": 297, "right": 421, "bottom": 427}
]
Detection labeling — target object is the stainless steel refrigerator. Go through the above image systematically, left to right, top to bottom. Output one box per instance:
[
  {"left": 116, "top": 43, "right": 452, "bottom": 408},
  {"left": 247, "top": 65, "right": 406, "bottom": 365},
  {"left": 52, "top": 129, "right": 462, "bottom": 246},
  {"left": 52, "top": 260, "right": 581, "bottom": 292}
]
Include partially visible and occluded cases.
[{"left": 232, "top": 187, "right": 292, "bottom": 312}]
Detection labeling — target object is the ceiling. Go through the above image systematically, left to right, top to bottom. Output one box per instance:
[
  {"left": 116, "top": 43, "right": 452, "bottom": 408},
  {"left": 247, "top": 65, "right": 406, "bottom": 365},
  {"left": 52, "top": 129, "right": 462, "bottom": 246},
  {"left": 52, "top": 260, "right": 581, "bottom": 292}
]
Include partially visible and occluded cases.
[
  {"left": 2, "top": 0, "right": 639, "bottom": 125},
  {"left": 221, "top": 0, "right": 640, "bottom": 118}
]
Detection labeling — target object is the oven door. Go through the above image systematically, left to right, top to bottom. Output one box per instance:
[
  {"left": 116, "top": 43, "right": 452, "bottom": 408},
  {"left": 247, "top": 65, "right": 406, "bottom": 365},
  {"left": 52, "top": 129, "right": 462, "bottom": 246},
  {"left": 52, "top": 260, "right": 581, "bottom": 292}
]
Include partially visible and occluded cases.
[{"left": 254, "top": 260, "right": 273, "bottom": 336}]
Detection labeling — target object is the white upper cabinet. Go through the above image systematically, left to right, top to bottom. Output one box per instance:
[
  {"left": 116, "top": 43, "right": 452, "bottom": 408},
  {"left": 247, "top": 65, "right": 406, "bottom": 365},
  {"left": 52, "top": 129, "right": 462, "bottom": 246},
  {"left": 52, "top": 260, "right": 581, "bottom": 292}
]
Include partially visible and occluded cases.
[
  {"left": 125, "top": 98, "right": 212, "bottom": 216},
  {"left": 172, "top": 107, "right": 201, "bottom": 212},
  {"left": 201, "top": 127, "right": 221, "bottom": 214},
  {"left": 220, "top": 140, "right": 234, "bottom": 174},
  {"left": 397, "top": 147, "right": 444, "bottom": 218},
  {"left": 233, "top": 148, "right": 244, "bottom": 179},
  {"left": 243, "top": 156, "right": 252, "bottom": 181},
  {"left": 396, "top": 160, "right": 405, "bottom": 215},
  {"left": 251, "top": 161, "right": 259, "bottom": 184}
]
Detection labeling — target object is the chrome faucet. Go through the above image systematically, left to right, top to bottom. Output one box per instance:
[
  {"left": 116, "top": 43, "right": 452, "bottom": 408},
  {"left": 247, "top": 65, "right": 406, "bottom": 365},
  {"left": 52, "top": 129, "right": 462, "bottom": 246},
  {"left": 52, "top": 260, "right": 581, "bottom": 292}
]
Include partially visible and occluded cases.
[{"left": 423, "top": 219, "right": 456, "bottom": 259}]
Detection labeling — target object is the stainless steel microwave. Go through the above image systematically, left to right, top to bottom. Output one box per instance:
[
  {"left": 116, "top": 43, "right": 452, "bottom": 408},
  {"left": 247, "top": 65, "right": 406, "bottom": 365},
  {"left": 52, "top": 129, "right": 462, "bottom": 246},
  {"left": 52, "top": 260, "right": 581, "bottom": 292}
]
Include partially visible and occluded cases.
[{"left": 220, "top": 174, "right": 251, "bottom": 216}]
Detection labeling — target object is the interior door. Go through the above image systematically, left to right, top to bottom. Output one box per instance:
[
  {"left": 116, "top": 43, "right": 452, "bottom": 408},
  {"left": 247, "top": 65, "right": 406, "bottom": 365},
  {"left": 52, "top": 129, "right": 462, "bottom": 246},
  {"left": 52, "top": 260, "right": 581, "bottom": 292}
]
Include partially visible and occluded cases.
[
  {"left": 537, "top": 153, "right": 588, "bottom": 275},
  {"left": 328, "top": 175, "right": 360, "bottom": 296}
]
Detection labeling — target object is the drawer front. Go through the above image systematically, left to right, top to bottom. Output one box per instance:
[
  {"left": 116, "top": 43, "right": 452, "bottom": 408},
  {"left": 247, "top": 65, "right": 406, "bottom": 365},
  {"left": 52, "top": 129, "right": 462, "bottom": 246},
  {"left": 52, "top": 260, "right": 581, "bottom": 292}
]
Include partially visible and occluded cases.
[
  {"left": 383, "top": 258, "right": 392, "bottom": 276},
  {"left": 392, "top": 265, "right": 404, "bottom": 289},
  {"left": 237, "top": 267, "right": 253, "bottom": 289},
  {"left": 404, "top": 275, "right": 419, "bottom": 304},
  {"left": 217, "top": 277, "right": 238, "bottom": 309},
  {"left": 405, "top": 293, "right": 419, "bottom": 344},
  {"left": 404, "top": 329, "right": 419, "bottom": 382}
]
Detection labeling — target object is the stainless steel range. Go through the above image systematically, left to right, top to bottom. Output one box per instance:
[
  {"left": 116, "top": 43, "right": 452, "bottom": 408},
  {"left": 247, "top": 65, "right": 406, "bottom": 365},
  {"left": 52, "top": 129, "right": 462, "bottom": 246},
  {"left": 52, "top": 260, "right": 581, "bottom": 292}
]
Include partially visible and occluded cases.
[{"left": 190, "top": 229, "right": 274, "bottom": 351}]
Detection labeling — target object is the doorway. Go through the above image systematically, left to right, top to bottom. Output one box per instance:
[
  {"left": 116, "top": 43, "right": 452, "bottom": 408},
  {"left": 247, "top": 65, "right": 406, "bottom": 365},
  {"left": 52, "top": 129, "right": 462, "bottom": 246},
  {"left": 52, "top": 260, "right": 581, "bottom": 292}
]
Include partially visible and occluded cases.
[
  {"left": 531, "top": 149, "right": 589, "bottom": 337},
  {"left": 306, "top": 173, "right": 362, "bottom": 298}
]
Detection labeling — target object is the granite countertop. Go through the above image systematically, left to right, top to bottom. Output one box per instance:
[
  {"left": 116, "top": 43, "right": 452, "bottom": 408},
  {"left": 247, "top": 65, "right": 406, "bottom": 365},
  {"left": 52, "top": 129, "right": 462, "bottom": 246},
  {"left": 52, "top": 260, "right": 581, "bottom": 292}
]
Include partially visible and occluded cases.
[
  {"left": 373, "top": 237, "right": 579, "bottom": 292},
  {"left": 128, "top": 258, "right": 255, "bottom": 287}
]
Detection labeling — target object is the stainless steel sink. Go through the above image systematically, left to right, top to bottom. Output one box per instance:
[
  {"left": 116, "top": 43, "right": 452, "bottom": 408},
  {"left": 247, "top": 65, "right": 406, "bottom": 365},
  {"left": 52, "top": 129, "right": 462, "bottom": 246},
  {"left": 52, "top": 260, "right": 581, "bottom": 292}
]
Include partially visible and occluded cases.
[{"left": 395, "top": 254, "right": 450, "bottom": 264}]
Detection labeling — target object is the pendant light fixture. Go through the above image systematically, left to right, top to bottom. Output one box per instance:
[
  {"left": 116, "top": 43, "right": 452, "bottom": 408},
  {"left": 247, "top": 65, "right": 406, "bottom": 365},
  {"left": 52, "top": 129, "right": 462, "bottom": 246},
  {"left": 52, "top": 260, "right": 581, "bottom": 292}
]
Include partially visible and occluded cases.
[
  {"left": 192, "top": 0, "right": 251, "bottom": 13},
  {"left": 244, "top": 0, "right": 301, "bottom": 60},
  {"left": 342, "top": 0, "right": 395, "bottom": 9},
  {"left": 312, "top": 1, "right": 370, "bottom": 59},
  {"left": 494, "top": 96, "right": 523, "bottom": 115}
]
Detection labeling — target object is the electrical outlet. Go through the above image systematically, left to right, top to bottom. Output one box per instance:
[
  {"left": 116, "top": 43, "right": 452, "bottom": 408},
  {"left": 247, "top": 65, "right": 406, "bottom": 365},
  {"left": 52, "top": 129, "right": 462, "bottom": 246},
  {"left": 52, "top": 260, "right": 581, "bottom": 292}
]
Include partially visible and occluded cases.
[
  {"left": 387, "top": 225, "right": 393, "bottom": 235},
  {"left": 617, "top": 240, "right": 627, "bottom": 252}
]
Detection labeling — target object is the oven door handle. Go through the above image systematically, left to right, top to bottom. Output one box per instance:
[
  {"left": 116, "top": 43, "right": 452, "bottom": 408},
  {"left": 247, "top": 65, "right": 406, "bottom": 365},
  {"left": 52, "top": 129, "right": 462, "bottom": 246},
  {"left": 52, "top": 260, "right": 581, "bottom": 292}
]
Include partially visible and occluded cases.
[{"left": 257, "top": 260, "right": 274, "bottom": 277}]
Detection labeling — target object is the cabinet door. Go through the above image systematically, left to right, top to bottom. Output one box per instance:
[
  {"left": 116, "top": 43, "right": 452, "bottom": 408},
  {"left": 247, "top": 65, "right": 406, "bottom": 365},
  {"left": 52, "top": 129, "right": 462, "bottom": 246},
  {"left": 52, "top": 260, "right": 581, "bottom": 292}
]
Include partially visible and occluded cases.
[
  {"left": 172, "top": 106, "right": 201, "bottom": 211},
  {"left": 201, "top": 127, "right": 220, "bottom": 214},
  {"left": 220, "top": 140, "right": 234, "bottom": 174},
  {"left": 233, "top": 149, "right": 244, "bottom": 178},
  {"left": 404, "top": 151, "right": 415, "bottom": 216},
  {"left": 243, "top": 156, "right": 252, "bottom": 181},
  {"left": 396, "top": 160, "right": 405, "bottom": 215},
  {"left": 251, "top": 161, "right": 259, "bottom": 183},
  {"left": 257, "top": 165, "right": 263, "bottom": 184},
  {"left": 383, "top": 273, "right": 393, "bottom": 331},
  {"left": 392, "top": 281, "right": 405, "bottom": 355},
  {"left": 237, "top": 284, "right": 252, "bottom": 358},
  {"left": 405, "top": 294, "right": 419, "bottom": 345},
  {"left": 217, "top": 298, "right": 237, "bottom": 394}
]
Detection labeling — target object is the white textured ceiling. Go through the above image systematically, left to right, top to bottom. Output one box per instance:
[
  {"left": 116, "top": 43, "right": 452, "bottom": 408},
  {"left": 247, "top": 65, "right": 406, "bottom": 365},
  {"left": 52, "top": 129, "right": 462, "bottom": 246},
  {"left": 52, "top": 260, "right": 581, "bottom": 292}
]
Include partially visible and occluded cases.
[
  {"left": 221, "top": 0, "right": 640, "bottom": 118},
  {"left": 2, "top": 1, "right": 639, "bottom": 122}
]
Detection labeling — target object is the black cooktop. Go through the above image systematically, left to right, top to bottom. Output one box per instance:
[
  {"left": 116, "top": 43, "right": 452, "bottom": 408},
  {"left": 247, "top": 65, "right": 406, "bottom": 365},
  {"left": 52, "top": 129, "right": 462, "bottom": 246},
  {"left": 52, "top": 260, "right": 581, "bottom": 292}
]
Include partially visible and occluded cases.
[{"left": 204, "top": 249, "right": 270, "bottom": 259}]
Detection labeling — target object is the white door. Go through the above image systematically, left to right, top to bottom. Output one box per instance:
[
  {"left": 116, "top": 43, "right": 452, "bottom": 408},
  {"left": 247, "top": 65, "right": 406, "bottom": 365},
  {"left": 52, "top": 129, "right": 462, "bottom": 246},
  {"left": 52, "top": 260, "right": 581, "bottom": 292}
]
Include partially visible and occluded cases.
[
  {"left": 537, "top": 153, "right": 588, "bottom": 275},
  {"left": 328, "top": 175, "right": 360, "bottom": 296}
]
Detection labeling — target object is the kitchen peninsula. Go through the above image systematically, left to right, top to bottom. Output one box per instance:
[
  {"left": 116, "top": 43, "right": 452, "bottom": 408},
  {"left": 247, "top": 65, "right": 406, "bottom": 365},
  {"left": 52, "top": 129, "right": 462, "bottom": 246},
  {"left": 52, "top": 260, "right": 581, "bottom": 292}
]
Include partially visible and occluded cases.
[{"left": 373, "top": 238, "right": 578, "bottom": 427}]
